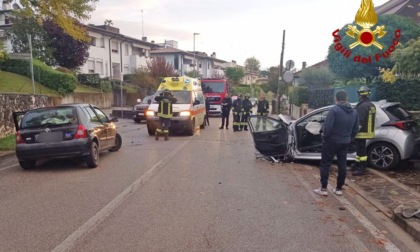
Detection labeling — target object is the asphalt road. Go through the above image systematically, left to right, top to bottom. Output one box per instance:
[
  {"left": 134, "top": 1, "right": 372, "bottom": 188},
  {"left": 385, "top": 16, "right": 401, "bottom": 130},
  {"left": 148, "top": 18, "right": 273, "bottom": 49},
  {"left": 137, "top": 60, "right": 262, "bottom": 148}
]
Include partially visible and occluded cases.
[{"left": 1, "top": 116, "right": 420, "bottom": 252}]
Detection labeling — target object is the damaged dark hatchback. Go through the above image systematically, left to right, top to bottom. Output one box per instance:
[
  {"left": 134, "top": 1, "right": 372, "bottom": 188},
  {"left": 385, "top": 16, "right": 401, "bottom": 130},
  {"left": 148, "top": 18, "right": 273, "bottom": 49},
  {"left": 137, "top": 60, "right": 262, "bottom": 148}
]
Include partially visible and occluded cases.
[{"left": 13, "top": 104, "right": 122, "bottom": 169}]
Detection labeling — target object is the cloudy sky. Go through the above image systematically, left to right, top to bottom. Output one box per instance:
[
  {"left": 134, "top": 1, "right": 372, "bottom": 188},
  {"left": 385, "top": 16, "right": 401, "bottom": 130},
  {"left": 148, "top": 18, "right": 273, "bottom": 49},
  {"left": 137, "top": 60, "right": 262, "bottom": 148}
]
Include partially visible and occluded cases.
[{"left": 87, "top": 0, "right": 389, "bottom": 70}]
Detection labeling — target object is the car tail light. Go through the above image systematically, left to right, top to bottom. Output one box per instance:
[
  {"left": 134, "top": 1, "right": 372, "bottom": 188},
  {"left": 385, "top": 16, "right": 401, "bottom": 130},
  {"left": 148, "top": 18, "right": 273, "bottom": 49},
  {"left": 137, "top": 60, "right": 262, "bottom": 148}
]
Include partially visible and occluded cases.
[
  {"left": 383, "top": 121, "right": 412, "bottom": 130},
  {"left": 74, "top": 125, "right": 88, "bottom": 139},
  {"left": 16, "top": 131, "right": 24, "bottom": 144}
]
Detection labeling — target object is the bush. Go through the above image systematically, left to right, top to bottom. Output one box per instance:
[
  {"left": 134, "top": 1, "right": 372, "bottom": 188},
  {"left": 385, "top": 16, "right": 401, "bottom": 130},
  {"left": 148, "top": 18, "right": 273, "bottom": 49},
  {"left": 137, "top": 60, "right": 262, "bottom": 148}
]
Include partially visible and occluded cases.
[
  {"left": 0, "top": 59, "right": 76, "bottom": 94},
  {"left": 56, "top": 67, "right": 74, "bottom": 75},
  {"left": 77, "top": 74, "right": 100, "bottom": 88},
  {"left": 100, "top": 79, "right": 112, "bottom": 92},
  {"left": 376, "top": 79, "right": 420, "bottom": 110},
  {"left": 289, "top": 86, "right": 310, "bottom": 106},
  {"left": 308, "top": 88, "right": 334, "bottom": 109}
]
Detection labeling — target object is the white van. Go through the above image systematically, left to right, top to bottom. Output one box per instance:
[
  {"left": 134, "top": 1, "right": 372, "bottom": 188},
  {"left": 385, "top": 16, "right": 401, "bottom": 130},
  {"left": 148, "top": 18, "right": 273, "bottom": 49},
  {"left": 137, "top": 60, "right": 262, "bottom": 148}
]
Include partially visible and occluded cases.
[{"left": 146, "top": 76, "right": 206, "bottom": 136}]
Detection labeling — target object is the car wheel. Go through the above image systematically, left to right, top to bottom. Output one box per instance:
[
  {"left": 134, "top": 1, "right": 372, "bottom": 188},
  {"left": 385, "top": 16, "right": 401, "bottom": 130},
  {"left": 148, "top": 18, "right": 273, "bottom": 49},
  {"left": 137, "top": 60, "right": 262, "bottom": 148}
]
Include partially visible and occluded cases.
[
  {"left": 187, "top": 118, "right": 195, "bottom": 136},
  {"left": 109, "top": 133, "right": 122, "bottom": 152},
  {"left": 86, "top": 142, "right": 99, "bottom": 168},
  {"left": 368, "top": 142, "right": 400, "bottom": 170},
  {"left": 19, "top": 160, "right": 36, "bottom": 170}
]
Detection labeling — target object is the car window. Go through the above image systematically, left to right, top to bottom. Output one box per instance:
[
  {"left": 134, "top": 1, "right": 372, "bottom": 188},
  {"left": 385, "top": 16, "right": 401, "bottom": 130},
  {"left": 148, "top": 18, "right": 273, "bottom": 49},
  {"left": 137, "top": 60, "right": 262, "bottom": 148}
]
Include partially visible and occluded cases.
[
  {"left": 195, "top": 92, "right": 205, "bottom": 104},
  {"left": 141, "top": 96, "right": 152, "bottom": 104},
  {"left": 384, "top": 105, "right": 412, "bottom": 121},
  {"left": 83, "top": 106, "right": 102, "bottom": 124},
  {"left": 21, "top": 107, "right": 78, "bottom": 129},
  {"left": 94, "top": 107, "right": 109, "bottom": 123},
  {"left": 299, "top": 110, "right": 329, "bottom": 125},
  {"left": 249, "top": 116, "right": 286, "bottom": 132}
]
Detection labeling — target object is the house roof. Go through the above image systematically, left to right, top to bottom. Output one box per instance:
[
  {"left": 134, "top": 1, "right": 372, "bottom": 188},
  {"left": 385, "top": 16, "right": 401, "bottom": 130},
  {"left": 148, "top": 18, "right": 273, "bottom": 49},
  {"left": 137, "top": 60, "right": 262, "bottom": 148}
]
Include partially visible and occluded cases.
[
  {"left": 375, "top": 0, "right": 420, "bottom": 23},
  {"left": 151, "top": 47, "right": 227, "bottom": 63}
]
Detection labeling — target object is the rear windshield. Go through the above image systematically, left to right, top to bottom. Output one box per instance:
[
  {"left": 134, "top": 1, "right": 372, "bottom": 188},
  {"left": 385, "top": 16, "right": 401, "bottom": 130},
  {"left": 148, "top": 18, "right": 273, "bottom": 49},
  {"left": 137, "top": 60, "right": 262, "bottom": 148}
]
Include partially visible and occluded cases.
[
  {"left": 152, "top": 91, "right": 190, "bottom": 104},
  {"left": 384, "top": 105, "right": 412, "bottom": 121},
  {"left": 22, "top": 107, "right": 78, "bottom": 129}
]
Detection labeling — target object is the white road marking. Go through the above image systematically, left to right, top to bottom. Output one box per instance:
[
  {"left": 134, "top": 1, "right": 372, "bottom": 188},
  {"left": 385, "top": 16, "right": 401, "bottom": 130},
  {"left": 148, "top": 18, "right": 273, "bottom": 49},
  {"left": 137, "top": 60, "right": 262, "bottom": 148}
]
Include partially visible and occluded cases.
[
  {"left": 51, "top": 140, "right": 190, "bottom": 252},
  {"left": 0, "top": 163, "right": 19, "bottom": 171},
  {"left": 304, "top": 165, "right": 401, "bottom": 252}
]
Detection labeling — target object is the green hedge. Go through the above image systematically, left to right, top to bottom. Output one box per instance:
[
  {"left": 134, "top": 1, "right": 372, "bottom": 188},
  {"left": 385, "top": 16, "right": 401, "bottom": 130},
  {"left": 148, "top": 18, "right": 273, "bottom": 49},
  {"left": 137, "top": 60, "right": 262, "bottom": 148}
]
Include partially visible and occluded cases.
[
  {"left": 0, "top": 59, "right": 76, "bottom": 94},
  {"left": 77, "top": 74, "right": 100, "bottom": 87},
  {"left": 376, "top": 80, "right": 420, "bottom": 110},
  {"left": 289, "top": 86, "right": 310, "bottom": 106},
  {"left": 308, "top": 88, "right": 334, "bottom": 109}
]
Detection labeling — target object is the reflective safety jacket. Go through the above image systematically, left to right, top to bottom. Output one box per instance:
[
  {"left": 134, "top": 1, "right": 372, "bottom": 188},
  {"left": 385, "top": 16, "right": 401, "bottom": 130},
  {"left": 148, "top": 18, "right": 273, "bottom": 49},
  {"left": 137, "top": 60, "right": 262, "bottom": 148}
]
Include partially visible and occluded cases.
[
  {"left": 155, "top": 95, "right": 177, "bottom": 118},
  {"left": 232, "top": 98, "right": 243, "bottom": 115},
  {"left": 242, "top": 98, "right": 253, "bottom": 114},
  {"left": 355, "top": 98, "right": 376, "bottom": 139},
  {"left": 256, "top": 99, "right": 270, "bottom": 115}
]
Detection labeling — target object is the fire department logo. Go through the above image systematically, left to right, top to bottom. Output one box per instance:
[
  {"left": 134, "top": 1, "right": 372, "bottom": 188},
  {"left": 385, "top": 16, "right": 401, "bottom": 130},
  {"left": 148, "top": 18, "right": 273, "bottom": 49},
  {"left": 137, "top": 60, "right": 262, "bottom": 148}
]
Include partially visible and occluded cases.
[{"left": 346, "top": 0, "right": 386, "bottom": 49}]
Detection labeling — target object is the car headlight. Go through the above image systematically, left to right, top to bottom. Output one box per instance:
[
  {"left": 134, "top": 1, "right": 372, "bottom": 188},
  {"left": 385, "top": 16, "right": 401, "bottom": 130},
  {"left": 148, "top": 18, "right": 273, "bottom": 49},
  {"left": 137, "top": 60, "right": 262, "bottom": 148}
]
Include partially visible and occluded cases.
[
  {"left": 146, "top": 111, "right": 155, "bottom": 116},
  {"left": 180, "top": 111, "right": 191, "bottom": 117}
]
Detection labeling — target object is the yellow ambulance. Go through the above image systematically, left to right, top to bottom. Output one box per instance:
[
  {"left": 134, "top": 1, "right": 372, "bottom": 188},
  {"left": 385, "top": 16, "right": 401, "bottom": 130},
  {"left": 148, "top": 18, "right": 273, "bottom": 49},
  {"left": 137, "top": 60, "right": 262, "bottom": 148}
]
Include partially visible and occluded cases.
[{"left": 146, "top": 76, "right": 206, "bottom": 136}]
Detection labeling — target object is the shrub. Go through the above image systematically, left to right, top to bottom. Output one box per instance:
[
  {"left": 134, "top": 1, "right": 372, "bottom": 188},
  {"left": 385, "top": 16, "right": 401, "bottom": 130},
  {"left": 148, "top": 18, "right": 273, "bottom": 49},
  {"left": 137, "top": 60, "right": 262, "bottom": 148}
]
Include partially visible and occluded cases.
[
  {"left": 0, "top": 59, "right": 76, "bottom": 94},
  {"left": 77, "top": 74, "right": 100, "bottom": 88},
  {"left": 100, "top": 79, "right": 112, "bottom": 92},
  {"left": 376, "top": 79, "right": 420, "bottom": 110},
  {"left": 289, "top": 86, "right": 310, "bottom": 106}
]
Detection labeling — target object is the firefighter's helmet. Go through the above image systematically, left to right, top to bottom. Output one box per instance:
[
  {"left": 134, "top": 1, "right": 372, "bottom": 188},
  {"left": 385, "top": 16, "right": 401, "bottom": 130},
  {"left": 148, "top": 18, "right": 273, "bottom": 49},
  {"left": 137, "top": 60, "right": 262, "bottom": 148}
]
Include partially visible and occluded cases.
[
  {"left": 357, "top": 86, "right": 371, "bottom": 97},
  {"left": 163, "top": 89, "right": 172, "bottom": 96},
  {"left": 245, "top": 93, "right": 250, "bottom": 99}
]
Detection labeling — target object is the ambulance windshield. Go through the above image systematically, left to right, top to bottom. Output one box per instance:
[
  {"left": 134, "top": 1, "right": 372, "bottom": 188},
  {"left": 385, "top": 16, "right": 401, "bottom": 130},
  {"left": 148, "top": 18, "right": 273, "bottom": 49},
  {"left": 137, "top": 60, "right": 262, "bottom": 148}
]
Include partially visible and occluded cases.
[{"left": 153, "top": 90, "right": 191, "bottom": 104}]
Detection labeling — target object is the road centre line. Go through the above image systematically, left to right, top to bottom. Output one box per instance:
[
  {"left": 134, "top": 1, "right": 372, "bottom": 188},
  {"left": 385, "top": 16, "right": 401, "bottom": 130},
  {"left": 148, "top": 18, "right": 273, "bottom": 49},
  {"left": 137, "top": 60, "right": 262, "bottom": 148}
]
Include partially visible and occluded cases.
[
  {"left": 52, "top": 140, "right": 191, "bottom": 252},
  {"left": 0, "top": 163, "right": 19, "bottom": 171},
  {"left": 304, "top": 165, "right": 400, "bottom": 252}
]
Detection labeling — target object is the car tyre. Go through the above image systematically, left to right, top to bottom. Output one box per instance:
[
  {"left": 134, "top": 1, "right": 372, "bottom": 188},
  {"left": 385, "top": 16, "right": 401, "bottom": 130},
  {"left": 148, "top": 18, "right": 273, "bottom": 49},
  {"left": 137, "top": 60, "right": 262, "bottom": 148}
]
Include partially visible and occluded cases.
[
  {"left": 187, "top": 118, "right": 195, "bottom": 136},
  {"left": 109, "top": 133, "right": 122, "bottom": 152},
  {"left": 86, "top": 142, "right": 99, "bottom": 168},
  {"left": 368, "top": 142, "right": 400, "bottom": 170},
  {"left": 19, "top": 160, "right": 36, "bottom": 170}
]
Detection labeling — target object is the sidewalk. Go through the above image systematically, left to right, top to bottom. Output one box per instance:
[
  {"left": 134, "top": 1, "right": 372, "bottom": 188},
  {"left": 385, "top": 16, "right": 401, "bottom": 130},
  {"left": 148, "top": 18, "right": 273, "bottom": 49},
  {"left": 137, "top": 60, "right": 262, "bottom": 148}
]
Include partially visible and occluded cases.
[{"left": 331, "top": 167, "right": 420, "bottom": 241}]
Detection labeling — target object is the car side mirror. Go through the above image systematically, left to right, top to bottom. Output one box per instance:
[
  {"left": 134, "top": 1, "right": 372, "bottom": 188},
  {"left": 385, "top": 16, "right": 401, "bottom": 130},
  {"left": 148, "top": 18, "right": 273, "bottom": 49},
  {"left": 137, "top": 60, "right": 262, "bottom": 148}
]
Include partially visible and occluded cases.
[
  {"left": 136, "top": 98, "right": 142, "bottom": 103},
  {"left": 193, "top": 100, "right": 200, "bottom": 106},
  {"left": 111, "top": 117, "right": 118, "bottom": 122}
]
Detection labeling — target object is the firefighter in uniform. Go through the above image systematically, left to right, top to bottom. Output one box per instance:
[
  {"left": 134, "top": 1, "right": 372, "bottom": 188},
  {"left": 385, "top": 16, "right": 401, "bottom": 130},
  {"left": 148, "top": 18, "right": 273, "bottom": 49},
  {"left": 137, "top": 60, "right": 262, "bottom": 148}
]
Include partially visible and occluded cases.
[
  {"left": 352, "top": 86, "right": 376, "bottom": 176},
  {"left": 154, "top": 89, "right": 177, "bottom": 141},
  {"left": 240, "top": 93, "right": 253, "bottom": 131},
  {"left": 232, "top": 94, "right": 243, "bottom": 132},
  {"left": 256, "top": 94, "right": 270, "bottom": 131}
]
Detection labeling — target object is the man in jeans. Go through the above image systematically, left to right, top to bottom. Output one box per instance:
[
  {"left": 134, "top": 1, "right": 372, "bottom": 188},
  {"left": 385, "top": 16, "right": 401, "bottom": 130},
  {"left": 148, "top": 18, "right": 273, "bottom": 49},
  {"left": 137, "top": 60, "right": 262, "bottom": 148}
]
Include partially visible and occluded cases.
[{"left": 314, "top": 90, "right": 359, "bottom": 196}]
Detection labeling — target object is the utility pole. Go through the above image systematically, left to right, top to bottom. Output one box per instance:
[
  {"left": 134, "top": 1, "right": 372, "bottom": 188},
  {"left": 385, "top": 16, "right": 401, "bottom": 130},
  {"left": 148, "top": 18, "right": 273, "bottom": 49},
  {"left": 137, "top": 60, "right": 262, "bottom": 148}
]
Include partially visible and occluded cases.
[
  {"left": 141, "top": 10, "right": 144, "bottom": 38},
  {"left": 276, "top": 30, "right": 285, "bottom": 114},
  {"left": 193, "top": 32, "right": 199, "bottom": 77},
  {"left": 28, "top": 34, "right": 35, "bottom": 94}
]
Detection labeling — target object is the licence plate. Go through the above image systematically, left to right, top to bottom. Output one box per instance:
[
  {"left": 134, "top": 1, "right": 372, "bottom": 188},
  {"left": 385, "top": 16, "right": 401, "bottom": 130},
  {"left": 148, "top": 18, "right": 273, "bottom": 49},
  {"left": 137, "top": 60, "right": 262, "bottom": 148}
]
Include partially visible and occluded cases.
[
  {"left": 210, "top": 105, "right": 217, "bottom": 108},
  {"left": 138, "top": 113, "right": 144, "bottom": 115},
  {"left": 36, "top": 132, "right": 63, "bottom": 143}
]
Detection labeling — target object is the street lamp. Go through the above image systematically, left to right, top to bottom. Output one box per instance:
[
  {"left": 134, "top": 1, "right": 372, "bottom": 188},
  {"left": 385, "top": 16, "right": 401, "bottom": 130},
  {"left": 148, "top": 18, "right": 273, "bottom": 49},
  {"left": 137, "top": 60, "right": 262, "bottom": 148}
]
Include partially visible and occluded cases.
[{"left": 193, "top": 32, "right": 199, "bottom": 76}]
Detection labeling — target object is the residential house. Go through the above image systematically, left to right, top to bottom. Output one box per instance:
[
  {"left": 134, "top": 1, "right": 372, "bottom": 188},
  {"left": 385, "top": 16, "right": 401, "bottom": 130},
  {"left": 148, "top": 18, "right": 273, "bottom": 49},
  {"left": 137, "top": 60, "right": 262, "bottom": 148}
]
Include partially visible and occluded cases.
[
  {"left": 375, "top": 0, "right": 420, "bottom": 23},
  {"left": 0, "top": 1, "right": 18, "bottom": 51}
]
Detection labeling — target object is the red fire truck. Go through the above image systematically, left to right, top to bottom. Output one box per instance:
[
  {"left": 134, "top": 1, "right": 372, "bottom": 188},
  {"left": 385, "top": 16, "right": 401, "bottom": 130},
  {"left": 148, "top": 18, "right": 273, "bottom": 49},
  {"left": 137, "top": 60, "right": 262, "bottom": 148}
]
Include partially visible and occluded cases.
[{"left": 201, "top": 78, "right": 230, "bottom": 116}]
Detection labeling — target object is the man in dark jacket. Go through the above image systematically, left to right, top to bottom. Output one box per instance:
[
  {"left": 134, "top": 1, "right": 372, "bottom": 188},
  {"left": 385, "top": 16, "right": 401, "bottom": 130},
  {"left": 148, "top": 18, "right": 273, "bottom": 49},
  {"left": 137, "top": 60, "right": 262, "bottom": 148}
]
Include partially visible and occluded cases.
[
  {"left": 352, "top": 86, "right": 376, "bottom": 176},
  {"left": 154, "top": 89, "right": 177, "bottom": 141},
  {"left": 314, "top": 90, "right": 359, "bottom": 197},
  {"left": 240, "top": 93, "right": 253, "bottom": 131},
  {"left": 219, "top": 94, "right": 232, "bottom": 129},
  {"left": 232, "top": 94, "right": 243, "bottom": 132},
  {"left": 256, "top": 94, "right": 270, "bottom": 131}
]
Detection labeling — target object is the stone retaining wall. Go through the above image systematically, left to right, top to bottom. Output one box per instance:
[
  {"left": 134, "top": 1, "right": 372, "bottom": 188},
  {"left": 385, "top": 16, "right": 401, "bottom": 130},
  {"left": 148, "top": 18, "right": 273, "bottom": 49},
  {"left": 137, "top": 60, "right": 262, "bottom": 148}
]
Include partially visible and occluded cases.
[{"left": 0, "top": 92, "right": 113, "bottom": 138}]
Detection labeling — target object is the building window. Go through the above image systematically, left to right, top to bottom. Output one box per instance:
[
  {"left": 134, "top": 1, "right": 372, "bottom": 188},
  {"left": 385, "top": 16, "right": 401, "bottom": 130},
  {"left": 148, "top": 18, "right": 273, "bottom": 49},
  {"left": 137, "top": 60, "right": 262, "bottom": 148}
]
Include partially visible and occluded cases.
[
  {"left": 91, "top": 37, "right": 97, "bottom": 46},
  {"left": 99, "top": 38, "right": 105, "bottom": 48},
  {"left": 111, "top": 41, "right": 118, "bottom": 53},
  {"left": 125, "top": 44, "right": 129, "bottom": 56},
  {"left": 174, "top": 56, "right": 179, "bottom": 70},
  {"left": 87, "top": 60, "right": 94, "bottom": 73},
  {"left": 95, "top": 60, "right": 103, "bottom": 74}
]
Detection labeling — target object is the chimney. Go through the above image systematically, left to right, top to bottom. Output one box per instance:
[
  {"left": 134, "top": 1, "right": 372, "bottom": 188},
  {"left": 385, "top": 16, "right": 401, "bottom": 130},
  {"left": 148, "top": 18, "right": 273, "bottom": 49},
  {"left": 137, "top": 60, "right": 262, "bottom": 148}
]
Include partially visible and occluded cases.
[
  {"left": 2, "top": 1, "right": 11, "bottom": 10},
  {"left": 142, "top": 37, "right": 147, "bottom": 41},
  {"left": 211, "top": 52, "right": 216, "bottom": 58},
  {"left": 302, "top": 61, "right": 307, "bottom": 70}
]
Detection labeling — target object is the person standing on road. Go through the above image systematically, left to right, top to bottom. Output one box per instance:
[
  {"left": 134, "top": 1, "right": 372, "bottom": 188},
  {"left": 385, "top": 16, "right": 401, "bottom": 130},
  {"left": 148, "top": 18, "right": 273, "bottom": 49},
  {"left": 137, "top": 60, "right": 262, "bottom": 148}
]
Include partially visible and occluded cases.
[
  {"left": 352, "top": 86, "right": 376, "bottom": 176},
  {"left": 154, "top": 89, "right": 177, "bottom": 141},
  {"left": 314, "top": 90, "right": 359, "bottom": 196},
  {"left": 240, "top": 93, "right": 253, "bottom": 131},
  {"left": 219, "top": 94, "right": 232, "bottom": 129},
  {"left": 232, "top": 94, "right": 243, "bottom": 132},
  {"left": 255, "top": 94, "right": 270, "bottom": 131},
  {"left": 204, "top": 97, "right": 210, "bottom": 126}
]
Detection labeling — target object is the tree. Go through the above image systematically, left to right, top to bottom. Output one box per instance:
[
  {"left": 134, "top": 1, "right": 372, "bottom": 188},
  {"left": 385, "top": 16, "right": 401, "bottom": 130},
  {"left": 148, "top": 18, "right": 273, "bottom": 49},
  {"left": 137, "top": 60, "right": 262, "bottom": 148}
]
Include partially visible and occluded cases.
[
  {"left": 4, "top": 0, "right": 97, "bottom": 41},
  {"left": 6, "top": 13, "right": 56, "bottom": 65},
  {"left": 327, "top": 14, "right": 420, "bottom": 83},
  {"left": 43, "top": 19, "right": 90, "bottom": 70},
  {"left": 391, "top": 38, "right": 420, "bottom": 78},
  {"left": 0, "top": 39, "right": 7, "bottom": 60},
  {"left": 244, "top": 56, "right": 260, "bottom": 73},
  {"left": 146, "top": 57, "right": 176, "bottom": 85},
  {"left": 260, "top": 66, "right": 287, "bottom": 95},
  {"left": 299, "top": 66, "right": 335, "bottom": 88},
  {"left": 128, "top": 67, "right": 156, "bottom": 96},
  {"left": 225, "top": 67, "right": 245, "bottom": 85},
  {"left": 184, "top": 69, "right": 199, "bottom": 78}
]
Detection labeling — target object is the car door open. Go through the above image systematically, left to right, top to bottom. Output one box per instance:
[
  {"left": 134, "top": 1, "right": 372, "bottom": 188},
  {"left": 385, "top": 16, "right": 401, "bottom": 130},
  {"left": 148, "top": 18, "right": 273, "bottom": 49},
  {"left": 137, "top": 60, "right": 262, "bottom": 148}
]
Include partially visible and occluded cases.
[{"left": 248, "top": 115, "right": 290, "bottom": 157}]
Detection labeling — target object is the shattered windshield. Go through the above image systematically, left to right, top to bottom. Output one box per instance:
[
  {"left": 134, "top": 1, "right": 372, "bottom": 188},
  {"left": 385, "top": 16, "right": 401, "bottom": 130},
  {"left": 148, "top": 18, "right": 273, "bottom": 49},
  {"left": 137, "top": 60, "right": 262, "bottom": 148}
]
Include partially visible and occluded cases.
[{"left": 22, "top": 107, "right": 78, "bottom": 129}]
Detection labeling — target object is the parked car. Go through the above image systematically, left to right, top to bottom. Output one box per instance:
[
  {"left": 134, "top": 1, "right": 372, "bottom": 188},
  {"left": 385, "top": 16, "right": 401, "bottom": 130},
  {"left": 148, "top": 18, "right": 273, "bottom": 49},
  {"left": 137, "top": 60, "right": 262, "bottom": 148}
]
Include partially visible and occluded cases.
[
  {"left": 132, "top": 95, "right": 153, "bottom": 123},
  {"left": 248, "top": 100, "right": 420, "bottom": 170},
  {"left": 13, "top": 104, "right": 122, "bottom": 169}
]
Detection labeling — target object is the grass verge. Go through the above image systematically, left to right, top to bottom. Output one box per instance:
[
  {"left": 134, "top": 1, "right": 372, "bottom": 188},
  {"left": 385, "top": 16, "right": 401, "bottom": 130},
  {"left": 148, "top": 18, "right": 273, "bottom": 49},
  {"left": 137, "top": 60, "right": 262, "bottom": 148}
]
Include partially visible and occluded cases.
[{"left": 0, "top": 134, "right": 16, "bottom": 151}]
